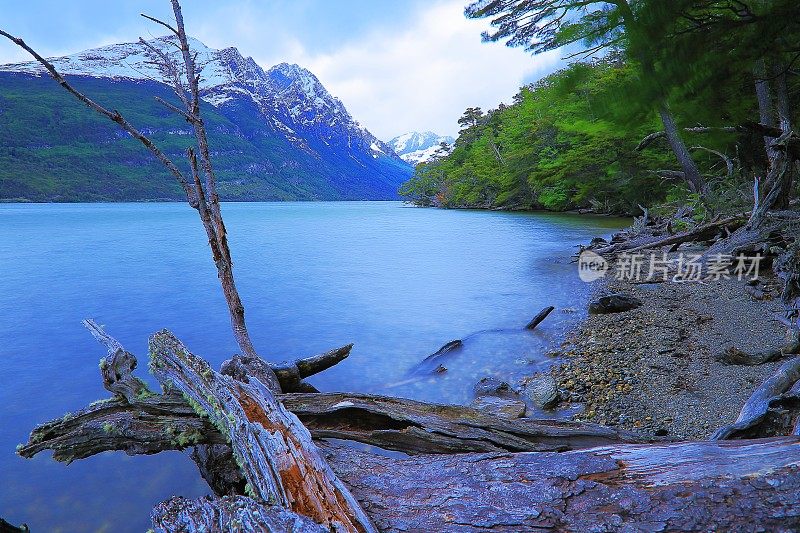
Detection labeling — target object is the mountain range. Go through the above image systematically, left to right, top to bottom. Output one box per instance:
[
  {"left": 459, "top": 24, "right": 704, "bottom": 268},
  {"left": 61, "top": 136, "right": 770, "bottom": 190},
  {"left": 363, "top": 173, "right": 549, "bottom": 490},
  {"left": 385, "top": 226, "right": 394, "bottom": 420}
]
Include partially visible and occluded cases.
[
  {"left": 0, "top": 36, "right": 411, "bottom": 202},
  {"left": 388, "top": 131, "right": 454, "bottom": 165}
]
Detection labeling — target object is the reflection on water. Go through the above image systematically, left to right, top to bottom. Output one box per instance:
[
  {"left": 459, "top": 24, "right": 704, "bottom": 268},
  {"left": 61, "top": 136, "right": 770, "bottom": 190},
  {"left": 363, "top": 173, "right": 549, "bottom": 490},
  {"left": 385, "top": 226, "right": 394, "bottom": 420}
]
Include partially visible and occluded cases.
[{"left": 0, "top": 201, "right": 627, "bottom": 531}]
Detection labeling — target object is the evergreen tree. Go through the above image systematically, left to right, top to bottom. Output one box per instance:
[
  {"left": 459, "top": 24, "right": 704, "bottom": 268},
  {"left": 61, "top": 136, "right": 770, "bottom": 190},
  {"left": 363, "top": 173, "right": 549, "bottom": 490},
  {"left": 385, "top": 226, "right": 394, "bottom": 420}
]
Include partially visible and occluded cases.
[{"left": 464, "top": 0, "right": 707, "bottom": 195}]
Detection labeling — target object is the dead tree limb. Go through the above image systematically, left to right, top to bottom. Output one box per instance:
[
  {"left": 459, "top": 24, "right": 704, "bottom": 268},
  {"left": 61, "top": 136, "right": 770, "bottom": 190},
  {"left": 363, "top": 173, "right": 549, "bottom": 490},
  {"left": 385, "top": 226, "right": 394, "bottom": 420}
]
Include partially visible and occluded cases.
[
  {"left": 1, "top": 4, "right": 271, "bottom": 372},
  {"left": 0, "top": 31, "right": 198, "bottom": 205},
  {"left": 636, "top": 126, "right": 737, "bottom": 151},
  {"left": 691, "top": 145, "right": 735, "bottom": 178},
  {"left": 83, "top": 319, "right": 154, "bottom": 403},
  {"left": 148, "top": 330, "right": 375, "bottom": 532},
  {"left": 223, "top": 345, "right": 353, "bottom": 393},
  {"left": 17, "top": 389, "right": 651, "bottom": 464},
  {"left": 18, "top": 394, "right": 224, "bottom": 463}
]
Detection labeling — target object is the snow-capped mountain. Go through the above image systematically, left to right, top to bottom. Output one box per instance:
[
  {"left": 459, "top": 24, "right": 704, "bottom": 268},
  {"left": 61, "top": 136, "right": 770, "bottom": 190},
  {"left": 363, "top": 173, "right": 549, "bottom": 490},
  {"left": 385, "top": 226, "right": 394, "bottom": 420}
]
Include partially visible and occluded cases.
[
  {"left": 0, "top": 36, "right": 410, "bottom": 201},
  {"left": 388, "top": 131, "right": 455, "bottom": 165}
]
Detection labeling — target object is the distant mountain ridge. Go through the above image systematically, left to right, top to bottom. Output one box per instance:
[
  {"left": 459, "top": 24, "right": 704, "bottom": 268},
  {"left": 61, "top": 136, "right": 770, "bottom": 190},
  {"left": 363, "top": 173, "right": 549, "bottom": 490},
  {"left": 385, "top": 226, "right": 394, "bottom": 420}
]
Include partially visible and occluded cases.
[
  {"left": 0, "top": 36, "right": 411, "bottom": 202},
  {"left": 388, "top": 131, "right": 454, "bottom": 165}
]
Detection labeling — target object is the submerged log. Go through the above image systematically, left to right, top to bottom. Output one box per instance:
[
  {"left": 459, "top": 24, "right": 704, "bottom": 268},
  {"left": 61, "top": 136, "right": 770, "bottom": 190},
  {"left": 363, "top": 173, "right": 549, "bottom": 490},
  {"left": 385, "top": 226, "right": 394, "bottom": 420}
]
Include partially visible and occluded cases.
[
  {"left": 525, "top": 306, "right": 555, "bottom": 330},
  {"left": 148, "top": 330, "right": 375, "bottom": 533},
  {"left": 427, "top": 339, "right": 463, "bottom": 358},
  {"left": 327, "top": 438, "right": 800, "bottom": 532}
]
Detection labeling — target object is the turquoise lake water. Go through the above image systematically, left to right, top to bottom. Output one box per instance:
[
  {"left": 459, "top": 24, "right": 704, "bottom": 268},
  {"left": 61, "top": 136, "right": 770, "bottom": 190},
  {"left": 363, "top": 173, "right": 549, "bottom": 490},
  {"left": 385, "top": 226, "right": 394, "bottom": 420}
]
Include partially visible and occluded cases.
[{"left": 0, "top": 201, "right": 627, "bottom": 531}]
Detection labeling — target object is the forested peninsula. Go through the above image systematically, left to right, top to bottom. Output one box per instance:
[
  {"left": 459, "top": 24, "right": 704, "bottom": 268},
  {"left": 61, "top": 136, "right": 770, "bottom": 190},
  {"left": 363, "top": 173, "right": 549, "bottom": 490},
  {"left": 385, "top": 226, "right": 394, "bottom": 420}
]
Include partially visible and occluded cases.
[{"left": 401, "top": 1, "right": 798, "bottom": 218}]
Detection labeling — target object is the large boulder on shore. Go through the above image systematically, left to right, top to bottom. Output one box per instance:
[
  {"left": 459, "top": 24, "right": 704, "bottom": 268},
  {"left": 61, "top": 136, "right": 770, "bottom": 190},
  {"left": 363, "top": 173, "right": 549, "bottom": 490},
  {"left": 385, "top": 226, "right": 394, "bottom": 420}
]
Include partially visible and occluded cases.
[
  {"left": 589, "top": 293, "right": 643, "bottom": 314},
  {"left": 524, "top": 373, "right": 559, "bottom": 409}
]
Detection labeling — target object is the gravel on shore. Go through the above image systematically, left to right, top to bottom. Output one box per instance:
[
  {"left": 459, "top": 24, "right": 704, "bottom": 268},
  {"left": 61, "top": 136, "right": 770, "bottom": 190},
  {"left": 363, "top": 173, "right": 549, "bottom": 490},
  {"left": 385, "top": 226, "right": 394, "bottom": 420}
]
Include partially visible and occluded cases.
[{"left": 552, "top": 274, "right": 790, "bottom": 440}]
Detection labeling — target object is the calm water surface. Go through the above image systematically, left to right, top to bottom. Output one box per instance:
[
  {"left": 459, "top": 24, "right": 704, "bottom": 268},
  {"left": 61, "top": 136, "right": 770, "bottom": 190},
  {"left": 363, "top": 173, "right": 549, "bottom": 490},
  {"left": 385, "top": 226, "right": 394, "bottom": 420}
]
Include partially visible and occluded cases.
[{"left": 0, "top": 201, "right": 627, "bottom": 531}]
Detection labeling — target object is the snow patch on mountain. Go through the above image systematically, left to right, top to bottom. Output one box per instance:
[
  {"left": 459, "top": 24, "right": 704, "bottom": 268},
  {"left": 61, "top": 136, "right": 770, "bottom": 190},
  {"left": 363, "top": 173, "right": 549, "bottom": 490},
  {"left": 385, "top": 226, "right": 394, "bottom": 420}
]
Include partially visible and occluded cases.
[{"left": 388, "top": 131, "right": 454, "bottom": 164}]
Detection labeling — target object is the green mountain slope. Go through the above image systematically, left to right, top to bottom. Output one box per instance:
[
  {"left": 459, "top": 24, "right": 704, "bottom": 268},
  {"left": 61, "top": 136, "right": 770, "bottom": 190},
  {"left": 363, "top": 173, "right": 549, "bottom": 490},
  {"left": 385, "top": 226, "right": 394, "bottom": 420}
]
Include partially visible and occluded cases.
[{"left": 0, "top": 73, "right": 410, "bottom": 202}]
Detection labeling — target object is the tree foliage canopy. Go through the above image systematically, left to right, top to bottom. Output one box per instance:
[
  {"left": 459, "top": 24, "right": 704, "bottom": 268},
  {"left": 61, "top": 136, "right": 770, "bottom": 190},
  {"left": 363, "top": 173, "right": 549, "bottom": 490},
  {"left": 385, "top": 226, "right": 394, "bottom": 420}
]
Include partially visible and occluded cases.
[{"left": 400, "top": 0, "right": 799, "bottom": 215}]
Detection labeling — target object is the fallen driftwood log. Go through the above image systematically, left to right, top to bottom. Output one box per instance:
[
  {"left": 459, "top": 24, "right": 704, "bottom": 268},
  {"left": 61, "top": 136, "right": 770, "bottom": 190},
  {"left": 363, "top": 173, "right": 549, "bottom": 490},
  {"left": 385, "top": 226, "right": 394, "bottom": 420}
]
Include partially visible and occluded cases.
[
  {"left": 592, "top": 214, "right": 747, "bottom": 256},
  {"left": 525, "top": 305, "right": 554, "bottom": 330},
  {"left": 151, "top": 331, "right": 374, "bottom": 532},
  {"left": 712, "top": 356, "right": 800, "bottom": 439},
  {"left": 18, "top": 388, "right": 650, "bottom": 464},
  {"left": 326, "top": 438, "right": 800, "bottom": 532},
  {"left": 152, "top": 439, "right": 800, "bottom": 531}
]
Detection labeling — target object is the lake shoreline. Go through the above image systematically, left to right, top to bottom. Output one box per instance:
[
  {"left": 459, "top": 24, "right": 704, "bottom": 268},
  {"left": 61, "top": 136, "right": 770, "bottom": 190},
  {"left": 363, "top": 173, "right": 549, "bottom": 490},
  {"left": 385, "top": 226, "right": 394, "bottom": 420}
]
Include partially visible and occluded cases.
[
  {"left": 1, "top": 198, "right": 627, "bottom": 219},
  {"left": 403, "top": 200, "right": 636, "bottom": 218},
  {"left": 549, "top": 270, "right": 787, "bottom": 440}
]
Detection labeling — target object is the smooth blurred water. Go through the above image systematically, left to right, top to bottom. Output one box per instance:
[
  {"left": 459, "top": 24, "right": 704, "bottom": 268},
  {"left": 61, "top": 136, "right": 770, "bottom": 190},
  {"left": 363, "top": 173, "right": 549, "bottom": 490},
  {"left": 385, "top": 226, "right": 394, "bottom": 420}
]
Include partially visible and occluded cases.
[{"left": 0, "top": 201, "right": 626, "bottom": 531}]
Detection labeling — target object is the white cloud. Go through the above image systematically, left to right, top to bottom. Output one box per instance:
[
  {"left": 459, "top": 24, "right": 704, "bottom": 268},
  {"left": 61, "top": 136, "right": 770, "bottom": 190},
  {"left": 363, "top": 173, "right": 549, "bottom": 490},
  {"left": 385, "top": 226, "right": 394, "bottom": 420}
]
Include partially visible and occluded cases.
[
  {"left": 0, "top": 0, "right": 564, "bottom": 140},
  {"left": 197, "top": 0, "right": 563, "bottom": 139},
  {"left": 297, "top": 1, "right": 562, "bottom": 139}
]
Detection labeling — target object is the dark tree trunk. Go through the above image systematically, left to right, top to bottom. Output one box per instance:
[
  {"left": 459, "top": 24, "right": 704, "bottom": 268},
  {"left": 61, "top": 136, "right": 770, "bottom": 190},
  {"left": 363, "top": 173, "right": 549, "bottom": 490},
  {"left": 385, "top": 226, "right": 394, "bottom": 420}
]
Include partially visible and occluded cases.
[
  {"left": 754, "top": 59, "right": 778, "bottom": 161},
  {"left": 750, "top": 61, "right": 795, "bottom": 227},
  {"left": 658, "top": 103, "right": 706, "bottom": 196}
]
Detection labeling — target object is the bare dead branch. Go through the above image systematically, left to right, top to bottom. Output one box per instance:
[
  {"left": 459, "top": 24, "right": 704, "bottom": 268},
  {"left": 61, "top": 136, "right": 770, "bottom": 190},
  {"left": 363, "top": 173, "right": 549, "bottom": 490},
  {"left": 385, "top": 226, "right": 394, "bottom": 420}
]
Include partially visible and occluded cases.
[
  {"left": 140, "top": 13, "right": 180, "bottom": 37},
  {"left": 154, "top": 96, "right": 196, "bottom": 123},
  {"left": 691, "top": 145, "right": 735, "bottom": 178}
]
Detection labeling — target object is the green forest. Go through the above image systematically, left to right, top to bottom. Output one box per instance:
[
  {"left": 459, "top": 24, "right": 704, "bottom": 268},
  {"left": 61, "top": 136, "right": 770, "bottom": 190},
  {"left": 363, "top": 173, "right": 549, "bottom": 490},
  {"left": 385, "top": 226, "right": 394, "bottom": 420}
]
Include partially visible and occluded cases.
[{"left": 401, "top": 1, "right": 799, "bottom": 216}]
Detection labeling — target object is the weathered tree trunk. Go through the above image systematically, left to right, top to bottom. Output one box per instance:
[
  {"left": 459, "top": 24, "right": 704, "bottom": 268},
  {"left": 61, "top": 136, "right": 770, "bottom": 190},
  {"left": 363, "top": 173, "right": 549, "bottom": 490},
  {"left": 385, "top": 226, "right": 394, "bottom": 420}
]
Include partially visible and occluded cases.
[
  {"left": 614, "top": 1, "right": 707, "bottom": 199},
  {"left": 754, "top": 59, "right": 778, "bottom": 161},
  {"left": 750, "top": 61, "right": 795, "bottom": 227},
  {"left": 658, "top": 102, "right": 707, "bottom": 196},
  {"left": 148, "top": 330, "right": 375, "bottom": 532},
  {"left": 325, "top": 438, "right": 800, "bottom": 532}
]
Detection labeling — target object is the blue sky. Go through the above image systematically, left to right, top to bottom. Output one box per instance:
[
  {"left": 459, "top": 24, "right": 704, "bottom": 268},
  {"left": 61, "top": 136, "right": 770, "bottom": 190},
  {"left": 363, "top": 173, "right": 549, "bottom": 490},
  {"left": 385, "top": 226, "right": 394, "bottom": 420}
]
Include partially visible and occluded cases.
[{"left": 0, "top": 0, "right": 565, "bottom": 138}]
